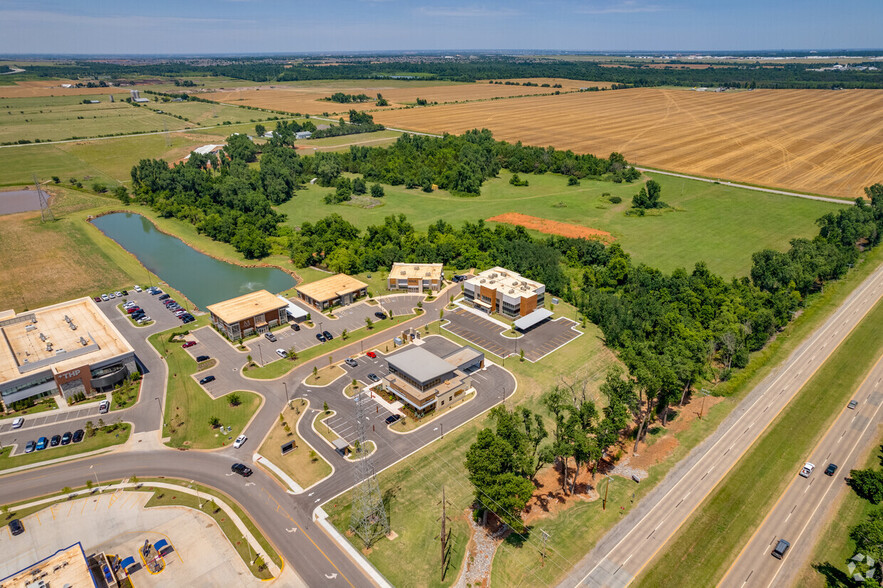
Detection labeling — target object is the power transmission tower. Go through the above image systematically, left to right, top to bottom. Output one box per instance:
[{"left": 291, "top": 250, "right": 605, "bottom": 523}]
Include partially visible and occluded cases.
[
  {"left": 33, "top": 175, "right": 54, "bottom": 223},
  {"left": 350, "top": 391, "right": 389, "bottom": 547},
  {"left": 435, "top": 486, "right": 452, "bottom": 581},
  {"left": 540, "top": 529, "right": 551, "bottom": 567}
]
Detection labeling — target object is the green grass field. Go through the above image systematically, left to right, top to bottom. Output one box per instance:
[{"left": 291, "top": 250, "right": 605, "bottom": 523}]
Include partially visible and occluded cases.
[
  {"left": 0, "top": 95, "right": 191, "bottom": 143},
  {"left": 277, "top": 170, "right": 838, "bottom": 277},
  {"left": 637, "top": 294, "right": 883, "bottom": 587},
  {"left": 150, "top": 320, "right": 262, "bottom": 449}
]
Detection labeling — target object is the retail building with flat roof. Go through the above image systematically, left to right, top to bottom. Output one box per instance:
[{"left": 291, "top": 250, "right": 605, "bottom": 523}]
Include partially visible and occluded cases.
[
  {"left": 387, "top": 263, "right": 444, "bottom": 292},
  {"left": 463, "top": 267, "right": 545, "bottom": 318},
  {"left": 295, "top": 274, "right": 368, "bottom": 310},
  {"left": 207, "top": 289, "right": 289, "bottom": 340},
  {"left": 0, "top": 297, "right": 136, "bottom": 407},
  {"left": 382, "top": 344, "right": 483, "bottom": 414},
  {"left": 1, "top": 543, "right": 98, "bottom": 587}
]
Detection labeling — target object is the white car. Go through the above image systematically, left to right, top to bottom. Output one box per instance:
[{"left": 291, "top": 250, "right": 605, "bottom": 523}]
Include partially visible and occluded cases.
[
  {"left": 133, "top": 285, "right": 142, "bottom": 292},
  {"left": 115, "top": 291, "right": 122, "bottom": 297},
  {"left": 107, "top": 292, "right": 115, "bottom": 299},
  {"left": 101, "top": 294, "right": 109, "bottom": 301},
  {"left": 123, "top": 301, "right": 136, "bottom": 308},
  {"left": 137, "top": 316, "right": 151, "bottom": 323},
  {"left": 276, "top": 348, "right": 287, "bottom": 358},
  {"left": 11, "top": 417, "right": 24, "bottom": 429},
  {"left": 233, "top": 435, "right": 247, "bottom": 449},
  {"left": 800, "top": 462, "right": 815, "bottom": 478}
]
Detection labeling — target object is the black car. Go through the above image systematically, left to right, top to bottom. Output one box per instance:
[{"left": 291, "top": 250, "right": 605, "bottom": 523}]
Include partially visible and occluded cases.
[
  {"left": 121, "top": 290, "right": 129, "bottom": 296},
  {"left": 159, "top": 293, "right": 170, "bottom": 300},
  {"left": 374, "top": 311, "right": 386, "bottom": 320},
  {"left": 132, "top": 312, "right": 145, "bottom": 320},
  {"left": 182, "top": 317, "right": 195, "bottom": 324},
  {"left": 291, "top": 323, "right": 300, "bottom": 331},
  {"left": 323, "top": 330, "right": 334, "bottom": 341},
  {"left": 316, "top": 333, "right": 326, "bottom": 343},
  {"left": 196, "top": 355, "right": 210, "bottom": 362},
  {"left": 367, "top": 373, "right": 380, "bottom": 382},
  {"left": 199, "top": 375, "right": 215, "bottom": 385},
  {"left": 385, "top": 414, "right": 402, "bottom": 425},
  {"left": 72, "top": 429, "right": 85, "bottom": 443},
  {"left": 61, "top": 431, "right": 72, "bottom": 445},
  {"left": 50, "top": 434, "right": 61, "bottom": 447},
  {"left": 231, "top": 463, "right": 253, "bottom": 477},
  {"left": 825, "top": 463, "right": 839, "bottom": 476},
  {"left": 9, "top": 519, "right": 24, "bottom": 536}
]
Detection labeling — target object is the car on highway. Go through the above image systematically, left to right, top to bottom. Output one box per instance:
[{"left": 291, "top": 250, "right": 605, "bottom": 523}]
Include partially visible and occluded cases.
[
  {"left": 374, "top": 311, "right": 386, "bottom": 319},
  {"left": 290, "top": 323, "right": 300, "bottom": 331},
  {"left": 323, "top": 330, "right": 333, "bottom": 341},
  {"left": 265, "top": 332, "right": 277, "bottom": 342},
  {"left": 316, "top": 333, "right": 326, "bottom": 343},
  {"left": 182, "top": 341, "right": 196, "bottom": 348},
  {"left": 276, "top": 348, "right": 287, "bottom": 358},
  {"left": 366, "top": 351, "right": 377, "bottom": 358},
  {"left": 345, "top": 358, "right": 358, "bottom": 367},
  {"left": 367, "top": 373, "right": 380, "bottom": 382},
  {"left": 199, "top": 375, "right": 215, "bottom": 385},
  {"left": 99, "top": 399, "right": 110, "bottom": 413},
  {"left": 848, "top": 400, "right": 858, "bottom": 409},
  {"left": 385, "top": 414, "right": 402, "bottom": 425},
  {"left": 11, "top": 416, "right": 24, "bottom": 429},
  {"left": 72, "top": 429, "right": 84, "bottom": 443},
  {"left": 61, "top": 431, "right": 72, "bottom": 445},
  {"left": 50, "top": 434, "right": 61, "bottom": 447},
  {"left": 233, "top": 435, "right": 247, "bottom": 449},
  {"left": 36, "top": 437, "right": 48, "bottom": 450},
  {"left": 24, "top": 440, "right": 36, "bottom": 453},
  {"left": 800, "top": 462, "right": 815, "bottom": 478},
  {"left": 231, "top": 463, "right": 253, "bottom": 477},
  {"left": 825, "top": 463, "right": 839, "bottom": 476},
  {"left": 9, "top": 519, "right": 24, "bottom": 536},
  {"left": 771, "top": 538, "right": 790, "bottom": 559}
]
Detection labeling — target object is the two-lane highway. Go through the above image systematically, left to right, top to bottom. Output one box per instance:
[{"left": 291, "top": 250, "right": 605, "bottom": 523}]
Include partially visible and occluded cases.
[
  {"left": 565, "top": 261, "right": 883, "bottom": 588},
  {"left": 720, "top": 354, "right": 883, "bottom": 587}
]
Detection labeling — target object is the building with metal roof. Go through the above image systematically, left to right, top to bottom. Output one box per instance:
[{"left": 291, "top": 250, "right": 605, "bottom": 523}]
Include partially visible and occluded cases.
[
  {"left": 387, "top": 262, "right": 444, "bottom": 293},
  {"left": 295, "top": 274, "right": 368, "bottom": 310},
  {"left": 206, "top": 289, "right": 289, "bottom": 340},
  {"left": 513, "top": 308, "right": 554, "bottom": 331},
  {"left": 382, "top": 344, "right": 483, "bottom": 415}
]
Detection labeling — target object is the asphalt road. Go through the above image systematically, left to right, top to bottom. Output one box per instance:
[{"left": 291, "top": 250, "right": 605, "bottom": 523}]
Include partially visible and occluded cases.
[
  {"left": 564, "top": 261, "right": 883, "bottom": 588},
  {"left": 0, "top": 282, "right": 516, "bottom": 587},
  {"left": 720, "top": 353, "right": 883, "bottom": 588}
]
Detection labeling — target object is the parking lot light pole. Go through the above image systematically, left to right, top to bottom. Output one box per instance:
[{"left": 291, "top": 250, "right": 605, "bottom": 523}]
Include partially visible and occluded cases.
[
  {"left": 283, "top": 381, "right": 289, "bottom": 406},
  {"left": 90, "top": 465, "right": 101, "bottom": 492}
]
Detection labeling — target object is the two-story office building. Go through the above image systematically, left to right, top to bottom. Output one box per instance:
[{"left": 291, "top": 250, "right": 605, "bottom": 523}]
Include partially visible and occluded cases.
[
  {"left": 387, "top": 263, "right": 444, "bottom": 293},
  {"left": 463, "top": 267, "right": 545, "bottom": 318},
  {"left": 207, "top": 289, "right": 289, "bottom": 340},
  {"left": 382, "top": 345, "right": 483, "bottom": 415}
]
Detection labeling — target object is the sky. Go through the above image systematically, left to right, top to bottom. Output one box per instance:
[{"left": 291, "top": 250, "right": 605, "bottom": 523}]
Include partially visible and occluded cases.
[{"left": 0, "top": 0, "right": 880, "bottom": 55}]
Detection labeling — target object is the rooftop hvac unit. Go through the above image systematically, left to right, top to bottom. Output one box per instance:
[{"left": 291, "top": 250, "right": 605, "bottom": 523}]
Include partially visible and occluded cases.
[
  {"left": 400, "top": 271, "right": 406, "bottom": 275},
  {"left": 509, "top": 289, "right": 515, "bottom": 294},
  {"left": 64, "top": 315, "right": 71, "bottom": 323},
  {"left": 31, "top": 317, "right": 37, "bottom": 323},
  {"left": 69, "top": 323, "right": 77, "bottom": 330},
  {"left": 25, "top": 324, "right": 36, "bottom": 332},
  {"left": 39, "top": 333, "right": 46, "bottom": 341},
  {"left": 79, "top": 337, "right": 88, "bottom": 346},
  {"left": 46, "top": 342, "right": 52, "bottom": 351},
  {"left": 55, "top": 348, "right": 66, "bottom": 354}
]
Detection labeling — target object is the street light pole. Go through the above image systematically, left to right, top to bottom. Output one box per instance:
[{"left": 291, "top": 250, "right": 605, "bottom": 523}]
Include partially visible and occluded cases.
[
  {"left": 283, "top": 381, "right": 289, "bottom": 406},
  {"left": 90, "top": 465, "right": 101, "bottom": 492}
]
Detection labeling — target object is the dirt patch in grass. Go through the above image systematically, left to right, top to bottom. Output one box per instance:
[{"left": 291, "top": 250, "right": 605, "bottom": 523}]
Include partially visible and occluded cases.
[{"left": 487, "top": 212, "right": 613, "bottom": 242}]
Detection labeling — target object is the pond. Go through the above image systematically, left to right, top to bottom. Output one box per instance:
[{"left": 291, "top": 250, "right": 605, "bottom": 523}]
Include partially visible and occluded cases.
[{"left": 92, "top": 213, "right": 295, "bottom": 309}]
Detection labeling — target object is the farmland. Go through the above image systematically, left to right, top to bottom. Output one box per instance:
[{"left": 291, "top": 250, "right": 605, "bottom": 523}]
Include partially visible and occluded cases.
[
  {"left": 204, "top": 78, "right": 608, "bottom": 114},
  {"left": 373, "top": 87, "right": 883, "bottom": 199},
  {"left": 277, "top": 169, "right": 838, "bottom": 277}
]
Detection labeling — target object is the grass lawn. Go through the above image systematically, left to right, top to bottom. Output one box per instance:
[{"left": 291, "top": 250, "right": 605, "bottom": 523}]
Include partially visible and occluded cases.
[
  {"left": 276, "top": 170, "right": 838, "bottom": 278},
  {"left": 637, "top": 294, "right": 883, "bottom": 587},
  {"left": 244, "top": 313, "right": 417, "bottom": 380},
  {"left": 150, "top": 321, "right": 262, "bottom": 449},
  {"left": 304, "top": 364, "right": 346, "bottom": 386},
  {"left": 111, "top": 379, "right": 141, "bottom": 411},
  {"left": 0, "top": 398, "right": 58, "bottom": 419},
  {"left": 258, "top": 399, "right": 332, "bottom": 489},
  {"left": 314, "top": 412, "right": 341, "bottom": 445},
  {"left": 0, "top": 423, "right": 130, "bottom": 471},
  {"left": 796, "top": 443, "right": 883, "bottom": 587}
]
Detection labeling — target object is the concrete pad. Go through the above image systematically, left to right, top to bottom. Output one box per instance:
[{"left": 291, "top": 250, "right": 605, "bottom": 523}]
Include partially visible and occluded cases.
[{"left": 0, "top": 490, "right": 289, "bottom": 587}]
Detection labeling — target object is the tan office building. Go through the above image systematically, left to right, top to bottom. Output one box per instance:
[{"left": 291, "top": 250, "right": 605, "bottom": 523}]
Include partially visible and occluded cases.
[
  {"left": 387, "top": 263, "right": 444, "bottom": 293},
  {"left": 463, "top": 267, "right": 545, "bottom": 318},
  {"left": 295, "top": 274, "right": 368, "bottom": 310},
  {"left": 207, "top": 290, "right": 289, "bottom": 340}
]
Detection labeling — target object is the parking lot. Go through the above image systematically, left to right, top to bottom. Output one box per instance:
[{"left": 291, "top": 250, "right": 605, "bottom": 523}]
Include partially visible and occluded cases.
[{"left": 443, "top": 307, "right": 581, "bottom": 362}]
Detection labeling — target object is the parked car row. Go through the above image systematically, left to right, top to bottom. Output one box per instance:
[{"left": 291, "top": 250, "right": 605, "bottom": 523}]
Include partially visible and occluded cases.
[
  {"left": 162, "top": 297, "right": 194, "bottom": 324},
  {"left": 123, "top": 301, "right": 151, "bottom": 324},
  {"left": 315, "top": 330, "right": 334, "bottom": 343},
  {"left": 24, "top": 429, "right": 85, "bottom": 453}
]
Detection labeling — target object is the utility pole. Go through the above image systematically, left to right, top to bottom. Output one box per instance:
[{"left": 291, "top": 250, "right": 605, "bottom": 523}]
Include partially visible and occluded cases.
[
  {"left": 700, "top": 388, "right": 712, "bottom": 419},
  {"left": 602, "top": 476, "right": 610, "bottom": 510},
  {"left": 436, "top": 486, "right": 452, "bottom": 581},
  {"left": 540, "top": 529, "right": 550, "bottom": 567}
]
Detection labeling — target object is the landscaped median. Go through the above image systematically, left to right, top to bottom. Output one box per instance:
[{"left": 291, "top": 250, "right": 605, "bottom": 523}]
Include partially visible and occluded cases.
[
  {"left": 637, "top": 294, "right": 883, "bottom": 586},
  {"left": 243, "top": 313, "right": 417, "bottom": 380},
  {"left": 149, "top": 319, "right": 262, "bottom": 449},
  {"left": 257, "top": 399, "right": 332, "bottom": 490},
  {"left": 0, "top": 422, "right": 131, "bottom": 472}
]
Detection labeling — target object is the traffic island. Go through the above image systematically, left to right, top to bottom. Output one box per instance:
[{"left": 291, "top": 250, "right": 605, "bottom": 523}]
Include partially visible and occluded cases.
[{"left": 256, "top": 399, "right": 332, "bottom": 490}]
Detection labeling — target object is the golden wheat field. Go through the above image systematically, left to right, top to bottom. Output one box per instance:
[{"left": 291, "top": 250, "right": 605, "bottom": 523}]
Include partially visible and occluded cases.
[
  {"left": 205, "top": 79, "right": 609, "bottom": 114},
  {"left": 374, "top": 87, "right": 883, "bottom": 199}
]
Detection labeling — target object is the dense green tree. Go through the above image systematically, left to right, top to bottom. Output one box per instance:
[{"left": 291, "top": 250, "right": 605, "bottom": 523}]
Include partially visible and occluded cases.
[{"left": 849, "top": 469, "right": 883, "bottom": 504}]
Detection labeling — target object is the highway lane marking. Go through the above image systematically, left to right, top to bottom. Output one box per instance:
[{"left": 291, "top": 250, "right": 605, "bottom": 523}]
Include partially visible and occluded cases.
[{"left": 579, "top": 268, "right": 883, "bottom": 587}]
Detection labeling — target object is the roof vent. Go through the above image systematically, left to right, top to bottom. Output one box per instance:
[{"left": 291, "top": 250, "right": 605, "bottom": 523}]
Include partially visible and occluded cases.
[
  {"left": 31, "top": 317, "right": 37, "bottom": 324},
  {"left": 25, "top": 324, "right": 36, "bottom": 332},
  {"left": 79, "top": 337, "right": 88, "bottom": 346},
  {"left": 46, "top": 342, "right": 52, "bottom": 351},
  {"left": 55, "top": 348, "right": 66, "bottom": 354}
]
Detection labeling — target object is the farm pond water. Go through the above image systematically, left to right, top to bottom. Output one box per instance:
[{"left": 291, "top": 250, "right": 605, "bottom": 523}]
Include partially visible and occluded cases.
[{"left": 92, "top": 212, "right": 295, "bottom": 309}]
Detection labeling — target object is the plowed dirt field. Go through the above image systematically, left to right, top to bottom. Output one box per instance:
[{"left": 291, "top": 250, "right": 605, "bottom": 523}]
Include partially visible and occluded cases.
[{"left": 487, "top": 212, "right": 613, "bottom": 241}]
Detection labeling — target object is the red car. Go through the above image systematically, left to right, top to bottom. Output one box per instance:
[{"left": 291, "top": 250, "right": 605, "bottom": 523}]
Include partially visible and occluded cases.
[
  {"left": 126, "top": 307, "right": 141, "bottom": 314},
  {"left": 182, "top": 341, "right": 197, "bottom": 348},
  {"left": 366, "top": 351, "right": 377, "bottom": 358}
]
